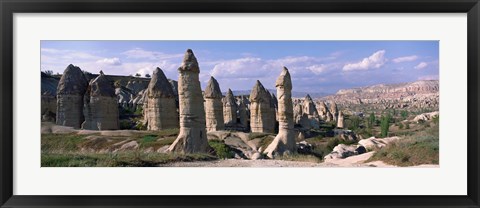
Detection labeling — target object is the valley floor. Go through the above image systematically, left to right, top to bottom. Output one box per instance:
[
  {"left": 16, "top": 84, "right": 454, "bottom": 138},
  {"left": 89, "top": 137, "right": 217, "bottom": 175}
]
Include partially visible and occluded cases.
[{"left": 161, "top": 152, "right": 439, "bottom": 168}]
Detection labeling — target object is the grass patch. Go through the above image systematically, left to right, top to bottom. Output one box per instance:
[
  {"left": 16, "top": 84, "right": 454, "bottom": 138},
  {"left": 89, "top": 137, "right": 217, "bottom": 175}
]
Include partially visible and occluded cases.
[
  {"left": 367, "top": 125, "right": 439, "bottom": 166},
  {"left": 248, "top": 132, "right": 272, "bottom": 140},
  {"left": 41, "top": 133, "right": 85, "bottom": 152},
  {"left": 258, "top": 136, "right": 274, "bottom": 151},
  {"left": 208, "top": 140, "right": 235, "bottom": 159},
  {"left": 42, "top": 151, "right": 217, "bottom": 167}
]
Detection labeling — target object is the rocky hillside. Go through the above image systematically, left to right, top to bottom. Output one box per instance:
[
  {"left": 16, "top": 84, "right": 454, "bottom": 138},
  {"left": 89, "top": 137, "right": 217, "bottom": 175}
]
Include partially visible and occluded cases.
[
  {"left": 319, "top": 80, "right": 439, "bottom": 110},
  {"left": 336, "top": 80, "right": 438, "bottom": 96}
]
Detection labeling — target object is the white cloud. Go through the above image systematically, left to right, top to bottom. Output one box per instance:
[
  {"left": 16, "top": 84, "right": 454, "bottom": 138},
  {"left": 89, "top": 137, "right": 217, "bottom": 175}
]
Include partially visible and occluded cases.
[
  {"left": 122, "top": 48, "right": 183, "bottom": 60},
  {"left": 343, "top": 50, "right": 387, "bottom": 71},
  {"left": 392, "top": 55, "right": 418, "bottom": 63},
  {"left": 96, "top": 57, "right": 121, "bottom": 66},
  {"left": 210, "top": 57, "right": 267, "bottom": 79},
  {"left": 414, "top": 62, "right": 428, "bottom": 69},
  {"left": 307, "top": 64, "right": 328, "bottom": 75}
]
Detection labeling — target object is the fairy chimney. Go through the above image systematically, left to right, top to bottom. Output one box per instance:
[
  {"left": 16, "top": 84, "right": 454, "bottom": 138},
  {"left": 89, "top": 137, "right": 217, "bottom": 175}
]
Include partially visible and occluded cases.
[
  {"left": 167, "top": 49, "right": 210, "bottom": 153},
  {"left": 56, "top": 64, "right": 88, "bottom": 128},
  {"left": 145, "top": 67, "right": 179, "bottom": 130},
  {"left": 264, "top": 67, "right": 296, "bottom": 158},
  {"left": 82, "top": 71, "right": 119, "bottom": 130},
  {"left": 204, "top": 76, "right": 224, "bottom": 132},
  {"left": 249, "top": 80, "right": 275, "bottom": 133},
  {"left": 223, "top": 88, "right": 238, "bottom": 127},
  {"left": 337, "top": 110, "right": 344, "bottom": 129}
]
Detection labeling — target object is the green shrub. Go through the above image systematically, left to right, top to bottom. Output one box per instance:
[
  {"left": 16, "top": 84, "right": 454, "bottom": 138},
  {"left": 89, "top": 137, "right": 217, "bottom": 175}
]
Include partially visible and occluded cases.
[
  {"left": 368, "top": 125, "right": 439, "bottom": 166},
  {"left": 208, "top": 140, "right": 234, "bottom": 159}
]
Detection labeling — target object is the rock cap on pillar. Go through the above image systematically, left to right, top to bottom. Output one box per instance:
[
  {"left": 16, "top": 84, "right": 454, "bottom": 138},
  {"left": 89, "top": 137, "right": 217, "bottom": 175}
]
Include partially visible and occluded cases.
[
  {"left": 178, "top": 49, "right": 200, "bottom": 73},
  {"left": 57, "top": 64, "right": 88, "bottom": 95},
  {"left": 275, "top": 66, "right": 292, "bottom": 90},
  {"left": 148, "top": 67, "right": 176, "bottom": 98},
  {"left": 89, "top": 70, "right": 115, "bottom": 97},
  {"left": 204, "top": 76, "right": 222, "bottom": 99},
  {"left": 249, "top": 80, "right": 269, "bottom": 102}
]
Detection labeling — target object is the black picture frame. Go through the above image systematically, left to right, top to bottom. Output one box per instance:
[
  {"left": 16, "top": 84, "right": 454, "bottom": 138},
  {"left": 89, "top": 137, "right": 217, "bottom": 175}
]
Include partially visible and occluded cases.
[{"left": 1, "top": 0, "right": 479, "bottom": 207}]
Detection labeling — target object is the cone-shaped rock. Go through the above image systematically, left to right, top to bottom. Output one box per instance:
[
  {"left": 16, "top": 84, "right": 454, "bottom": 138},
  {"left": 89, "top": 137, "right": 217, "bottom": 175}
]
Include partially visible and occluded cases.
[
  {"left": 168, "top": 49, "right": 210, "bottom": 153},
  {"left": 56, "top": 64, "right": 88, "bottom": 128},
  {"left": 145, "top": 67, "right": 179, "bottom": 130},
  {"left": 264, "top": 67, "right": 296, "bottom": 158},
  {"left": 82, "top": 71, "right": 119, "bottom": 130},
  {"left": 204, "top": 76, "right": 224, "bottom": 132},
  {"left": 249, "top": 80, "right": 275, "bottom": 133},
  {"left": 223, "top": 88, "right": 238, "bottom": 126},
  {"left": 302, "top": 94, "right": 320, "bottom": 129},
  {"left": 303, "top": 94, "right": 318, "bottom": 116},
  {"left": 317, "top": 101, "right": 329, "bottom": 120},
  {"left": 330, "top": 101, "right": 338, "bottom": 121},
  {"left": 337, "top": 110, "right": 344, "bottom": 128}
]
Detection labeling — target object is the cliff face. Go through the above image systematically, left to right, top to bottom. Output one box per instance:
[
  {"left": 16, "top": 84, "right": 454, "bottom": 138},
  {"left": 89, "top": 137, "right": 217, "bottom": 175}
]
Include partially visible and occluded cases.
[
  {"left": 320, "top": 80, "right": 439, "bottom": 110},
  {"left": 336, "top": 80, "right": 439, "bottom": 96}
]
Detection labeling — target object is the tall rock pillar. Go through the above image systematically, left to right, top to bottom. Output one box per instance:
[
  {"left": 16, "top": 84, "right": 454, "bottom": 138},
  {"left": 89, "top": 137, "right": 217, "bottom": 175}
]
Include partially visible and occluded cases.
[
  {"left": 168, "top": 49, "right": 210, "bottom": 153},
  {"left": 56, "top": 64, "right": 88, "bottom": 128},
  {"left": 145, "top": 67, "right": 179, "bottom": 130},
  {"left": 264, "top": 67, "right": 296, "bottom": 158},
  {"left": 204, "top": 76, "right": 224, "bottom": 132},
  {"left": 249, "top": 80, "right": 275, "bottom": 133},
  {"left": 223, "top": 89, "right": 238, "bottom": 127}
]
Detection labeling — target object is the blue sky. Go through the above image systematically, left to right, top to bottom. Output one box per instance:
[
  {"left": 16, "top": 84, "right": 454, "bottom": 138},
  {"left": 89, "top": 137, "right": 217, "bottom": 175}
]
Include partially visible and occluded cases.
[{"left": 41, "top": 41, "right": 439, "bottom": 94}]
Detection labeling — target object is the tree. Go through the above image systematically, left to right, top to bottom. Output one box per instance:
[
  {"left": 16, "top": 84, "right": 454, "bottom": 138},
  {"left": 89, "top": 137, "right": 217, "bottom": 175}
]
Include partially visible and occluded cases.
[
  {"left": 135, "top": 73, "right": 141, "bottom": 77},
  {"left": 145, "top": 74, "right": 151, "bottom": 78},
  {"left": 368, "top": 112, "right": 376, "bottom": 128},
  {"left": 380, "top": 114, "right": 390, "bottom": 137},
  {"left": 349, "top": 115, "right": 361, "bottom": 130}
]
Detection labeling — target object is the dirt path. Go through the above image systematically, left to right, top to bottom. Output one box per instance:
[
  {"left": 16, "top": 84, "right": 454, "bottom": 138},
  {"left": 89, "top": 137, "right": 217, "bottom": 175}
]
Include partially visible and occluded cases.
[{"left": 161, "top": 152, "right": 439, "bottom": 168}]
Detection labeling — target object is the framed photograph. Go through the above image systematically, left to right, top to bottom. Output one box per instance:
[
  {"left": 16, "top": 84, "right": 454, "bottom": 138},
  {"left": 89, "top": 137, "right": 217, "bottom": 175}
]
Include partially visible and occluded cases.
[{"left": 1, "top": 0, "right": 479, "bottom": 207}]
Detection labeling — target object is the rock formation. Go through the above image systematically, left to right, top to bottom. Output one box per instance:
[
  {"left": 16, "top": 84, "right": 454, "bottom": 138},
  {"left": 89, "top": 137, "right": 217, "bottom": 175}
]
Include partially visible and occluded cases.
[
  {"left": 167, "top": 49, "right": 210, "bottom": 153},
  {"left": 56, "top": 64, "right": 88, "bottom": 128},
  {"left": 145, "top": 67, "right": 178, "bottom": 131},
  {"left": 264, "top": 67, "right": 296, "bottom": 158},
  {"left": 82, "top": 71, "right": 119, "bottom": 130},
  {"left": 41, "top": 72, "right": 59, "bottom": 122},
  {"left": 204, "top": 76, "right": 224, "bottom": 132},
  {"left": 126, "top": 79, "right": 148, "bottom": 95},
  {"left": 249, "top": 80, "right": 275, "bottom": 133},
  {"left": 320, "top": 80, "right": 439, "bottom": 111},
  {"left": 223, "top": 89, "right": 238, "bottom": 127},
  {"left": 269, "top": 92, "right": 278, "bottom": 124},
  {"left": 238, "top": 99, "right": 249, "bottom": 129},
  {"left": 316, "top": 101, "right": 329, "bottom": 120},
  {"left": 330, "top": 101, "right": 338, "bottom": 121},
  {"left": 326, "top": 111, "right": 333, "bottom": 122},
  {"left": 337, "top": 111, "right": 344, "bottom": 128}
]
